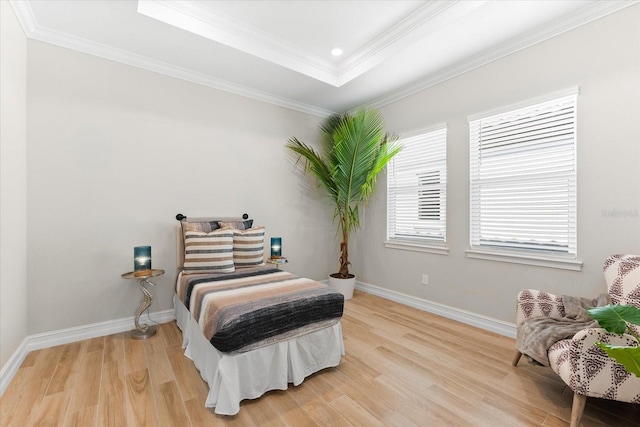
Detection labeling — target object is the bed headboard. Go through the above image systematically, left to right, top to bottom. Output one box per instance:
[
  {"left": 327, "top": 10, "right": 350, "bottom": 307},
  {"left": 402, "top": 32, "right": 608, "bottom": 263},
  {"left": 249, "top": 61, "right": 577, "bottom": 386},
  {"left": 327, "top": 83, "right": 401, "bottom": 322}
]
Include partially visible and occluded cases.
[{"left": 175, "top": 213, "right": 249, "bottom": 270}]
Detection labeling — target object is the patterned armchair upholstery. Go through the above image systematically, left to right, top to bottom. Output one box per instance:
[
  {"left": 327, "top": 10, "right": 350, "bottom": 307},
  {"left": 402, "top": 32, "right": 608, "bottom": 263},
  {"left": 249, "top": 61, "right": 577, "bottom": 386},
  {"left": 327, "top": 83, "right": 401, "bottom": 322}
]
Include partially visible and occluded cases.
[{"left": 513, "top": 254, "right": 640, "bottom": 427}]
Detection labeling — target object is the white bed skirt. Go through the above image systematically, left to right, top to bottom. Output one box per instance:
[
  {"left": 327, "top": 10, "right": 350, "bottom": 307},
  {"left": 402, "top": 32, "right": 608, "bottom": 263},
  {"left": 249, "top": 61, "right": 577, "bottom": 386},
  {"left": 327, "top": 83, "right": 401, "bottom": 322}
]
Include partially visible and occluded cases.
[{"left": 173, "top": 294, "right": 345, "bottom": 415}]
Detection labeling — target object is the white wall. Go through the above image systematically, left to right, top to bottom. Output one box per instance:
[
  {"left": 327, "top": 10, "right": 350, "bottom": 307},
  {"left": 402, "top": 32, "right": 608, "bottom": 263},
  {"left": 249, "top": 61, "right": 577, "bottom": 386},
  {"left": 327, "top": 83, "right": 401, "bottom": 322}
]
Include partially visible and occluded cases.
[
  {"left": 0, "top": 2, "right": 29, "bottom": 368},
  {"left": 353, "top": 6, "right": 640, "bottom": 323},
  {"left": 26, "top": 41, "right": 335, "bottom": 334}
]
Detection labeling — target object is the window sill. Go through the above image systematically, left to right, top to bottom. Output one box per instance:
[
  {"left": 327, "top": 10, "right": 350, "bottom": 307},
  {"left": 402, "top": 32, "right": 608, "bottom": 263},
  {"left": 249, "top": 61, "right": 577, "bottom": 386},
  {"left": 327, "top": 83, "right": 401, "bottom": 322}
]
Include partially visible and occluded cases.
[
  {"left": 384, "top": 240, "right": 449, "bottom": 255},
  {"left": 465, "top": 249, "right": 582, "bottom": 271}
]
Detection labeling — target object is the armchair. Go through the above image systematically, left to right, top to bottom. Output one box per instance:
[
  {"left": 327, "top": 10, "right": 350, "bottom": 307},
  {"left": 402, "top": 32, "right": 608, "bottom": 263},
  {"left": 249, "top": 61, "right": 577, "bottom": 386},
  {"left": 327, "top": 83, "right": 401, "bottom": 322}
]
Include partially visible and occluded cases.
[{"left": 513, "top": 254, "right": 640, "bottom": 426}]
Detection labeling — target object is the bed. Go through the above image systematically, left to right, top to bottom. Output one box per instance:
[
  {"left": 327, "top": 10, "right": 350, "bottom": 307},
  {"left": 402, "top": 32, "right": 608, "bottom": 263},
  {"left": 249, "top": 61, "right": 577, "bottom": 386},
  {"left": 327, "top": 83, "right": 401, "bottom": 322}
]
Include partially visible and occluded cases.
[{"left": 173, "top": 214, "right": 345, "bottom": 415}]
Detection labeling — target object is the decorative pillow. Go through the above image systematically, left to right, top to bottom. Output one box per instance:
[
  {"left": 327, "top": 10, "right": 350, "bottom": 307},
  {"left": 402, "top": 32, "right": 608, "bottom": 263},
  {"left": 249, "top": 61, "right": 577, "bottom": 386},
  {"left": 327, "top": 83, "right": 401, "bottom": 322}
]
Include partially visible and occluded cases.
[
  {"left": 220, "top": 219, "right": 254, "bottom": 231},
  {"left": 181, "top": 220, "right": 220, "bottom": 235},
  {"left": 233, "top": 226, "right": 265, "bottom": 268},
  {"left": 183, "top": 227, "right": 235, "bottom": 274}
]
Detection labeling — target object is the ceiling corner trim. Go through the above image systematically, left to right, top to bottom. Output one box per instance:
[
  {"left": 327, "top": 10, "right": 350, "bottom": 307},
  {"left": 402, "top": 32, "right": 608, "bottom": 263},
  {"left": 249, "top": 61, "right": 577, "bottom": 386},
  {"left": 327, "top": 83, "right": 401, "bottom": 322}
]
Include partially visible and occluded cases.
[
  {"left": 9, "top": 0, "right": 38, "bottom": 37},
  {"left": 136, "top": 0, "right": 484, "bottom": 89},
  {"left": 137, "top": 0, "right": 343, "bottom": 87},
  {"left": 336, "top": 0, "right": 479, "bottom": 80},
  {"left": 368, "top": 0, "right": 638, "bottom": 110},
  {"left": 12, "top": 5, "right": 334, "bottom": 118}
]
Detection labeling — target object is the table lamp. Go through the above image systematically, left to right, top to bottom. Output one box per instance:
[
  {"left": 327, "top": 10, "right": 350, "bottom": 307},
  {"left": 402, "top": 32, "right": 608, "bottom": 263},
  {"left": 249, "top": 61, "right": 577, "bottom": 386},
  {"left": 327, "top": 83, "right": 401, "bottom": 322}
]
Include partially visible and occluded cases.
[
  {"left": 270, "top": 237, "right": 282, "bottom": 258},
  {"left": 134, "top": 246, "right": 152, "bottom": 276}
]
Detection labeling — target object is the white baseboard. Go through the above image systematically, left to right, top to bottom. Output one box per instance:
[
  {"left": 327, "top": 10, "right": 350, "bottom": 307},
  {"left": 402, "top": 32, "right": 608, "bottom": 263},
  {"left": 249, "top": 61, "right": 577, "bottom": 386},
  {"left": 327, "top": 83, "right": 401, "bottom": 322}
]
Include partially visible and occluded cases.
[
  {"left": 354, "top": 280, "right": 516, "bottom": 338},
  {"left": 0, "top": 309, "right": 175, "bottom": 396},
  {"left": 0, "top": 337, "right": 29, "bottom": 398}
]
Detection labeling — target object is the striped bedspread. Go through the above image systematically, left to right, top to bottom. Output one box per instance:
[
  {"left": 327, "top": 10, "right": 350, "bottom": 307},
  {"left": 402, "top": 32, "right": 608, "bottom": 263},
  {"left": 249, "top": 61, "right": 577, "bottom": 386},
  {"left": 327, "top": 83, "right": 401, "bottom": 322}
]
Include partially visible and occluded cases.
[{"left": 176, "top": 266, "right": 344, "bottom": 353}]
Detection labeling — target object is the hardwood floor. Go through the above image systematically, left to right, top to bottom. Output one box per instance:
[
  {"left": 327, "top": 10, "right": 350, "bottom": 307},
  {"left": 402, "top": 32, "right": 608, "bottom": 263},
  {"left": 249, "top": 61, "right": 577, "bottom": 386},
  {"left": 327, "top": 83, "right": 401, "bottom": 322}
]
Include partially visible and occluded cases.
[{"left": 1, "top": 291, "right": 639, "bottom": 426}]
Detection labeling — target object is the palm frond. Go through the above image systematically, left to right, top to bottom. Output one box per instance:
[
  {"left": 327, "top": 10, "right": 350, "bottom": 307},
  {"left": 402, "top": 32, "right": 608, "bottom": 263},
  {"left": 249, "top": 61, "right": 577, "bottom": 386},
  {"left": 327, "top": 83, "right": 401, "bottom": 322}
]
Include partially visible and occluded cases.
[
  {"left": 332, "top": 109, "right": 386, "bottom": 206},
  {"left": 285, "top": 137, "right": 338, "bottom": 201}
]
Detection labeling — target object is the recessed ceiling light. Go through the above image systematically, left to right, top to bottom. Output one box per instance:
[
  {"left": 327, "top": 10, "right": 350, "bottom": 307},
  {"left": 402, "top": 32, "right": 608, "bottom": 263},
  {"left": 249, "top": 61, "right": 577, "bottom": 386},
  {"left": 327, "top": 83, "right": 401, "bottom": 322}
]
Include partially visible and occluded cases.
[{"left": 331, "top": 48, "right": 343, "bottom": 57}]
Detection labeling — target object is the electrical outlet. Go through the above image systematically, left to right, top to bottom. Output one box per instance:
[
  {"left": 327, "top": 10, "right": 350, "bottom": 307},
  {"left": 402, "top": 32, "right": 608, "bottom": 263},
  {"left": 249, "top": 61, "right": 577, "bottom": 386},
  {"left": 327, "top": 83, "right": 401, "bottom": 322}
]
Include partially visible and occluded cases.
[{"left": 422, "top": 274, "right": 429, "bottom": 285}]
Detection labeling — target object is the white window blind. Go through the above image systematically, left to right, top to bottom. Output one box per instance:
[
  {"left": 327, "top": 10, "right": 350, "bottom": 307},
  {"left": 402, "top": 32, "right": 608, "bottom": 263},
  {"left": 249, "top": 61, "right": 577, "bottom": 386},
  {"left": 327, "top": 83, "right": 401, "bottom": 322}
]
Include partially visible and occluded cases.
[
  {"left": 469, "top": 93, "right": 577, "bottom": 256},
  {"left": 387, "top": 127, "right": 447, "bottom": 244}
]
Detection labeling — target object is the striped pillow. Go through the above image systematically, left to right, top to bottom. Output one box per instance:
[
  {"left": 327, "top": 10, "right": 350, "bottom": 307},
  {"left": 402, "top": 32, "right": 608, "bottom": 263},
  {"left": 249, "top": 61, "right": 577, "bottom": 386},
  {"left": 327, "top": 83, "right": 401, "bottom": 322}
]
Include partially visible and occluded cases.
[
  {"left": 220, "top": 219, "right": 253, "bottom": 230},
  {"left": 182, "top": 220, "right": 220, "bottom": 235},
  {"left": 233, "top": 226, "right": 265, "bottom": 268},
  {"left": 183, "top": 228, "right": 235, "bottom": 274}
]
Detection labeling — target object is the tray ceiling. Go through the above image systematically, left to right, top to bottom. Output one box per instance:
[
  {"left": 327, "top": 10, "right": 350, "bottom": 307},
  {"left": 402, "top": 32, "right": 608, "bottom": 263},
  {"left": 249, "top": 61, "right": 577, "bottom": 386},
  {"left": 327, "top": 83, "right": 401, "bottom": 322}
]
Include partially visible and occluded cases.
[{"left": 11, "top": 0, "right": 635, "bottom": 115}]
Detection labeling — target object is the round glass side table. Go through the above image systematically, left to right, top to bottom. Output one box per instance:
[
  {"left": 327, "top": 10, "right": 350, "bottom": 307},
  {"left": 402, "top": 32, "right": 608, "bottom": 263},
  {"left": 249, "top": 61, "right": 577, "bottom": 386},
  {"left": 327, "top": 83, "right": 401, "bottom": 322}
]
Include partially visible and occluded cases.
[{"left": 121, "top": 269, "right": 164, "bottom": 339}]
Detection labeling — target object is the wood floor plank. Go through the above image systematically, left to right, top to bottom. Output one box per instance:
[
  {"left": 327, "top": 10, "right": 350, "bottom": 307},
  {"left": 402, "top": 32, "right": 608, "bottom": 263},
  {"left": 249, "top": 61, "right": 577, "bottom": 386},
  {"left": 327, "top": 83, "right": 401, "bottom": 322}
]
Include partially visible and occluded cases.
[
  {"left": 159, "top": 321, "right": 183, "bottom": 348},
  {"left": 103, "top": 332, "right": 126, "bottom": 365},
  {"left": 142, "top": 334, "right": 175, "bottom": 386},
  {"left": 83, "top": 336, "right": 105, "bottom": 354},
  {"left": 124, "top": 336, "right": 147, "bottom": 374},
  {"left": 45, "top": 341, "right": 83, "bottom": 395},
  {"left": 372, "top": 343, "right": 485, "bottom": 402},
  {"left": 25, "top": 345, "right": 64, "bottom": 382},
  {"left": 165, "top": 345, "right": 208, "bottom": 402},
  {"left": 367, "top": 348, "right": 436, "bottom": 395},
  {"left": 19, "top": 350, "right": 38, "bottom": 368},
  {"left": 68, "top": 350, "right": 103, "bottom": 413},
  {"left": 341, "top": 351, "right": 383, "bottom": 381},
  {"left": 97, "top": 361, "right": 128, "bottom": 427},
  {"left": 0, "top": 365, "right": 30, "bottom": 420},
  {"left": 312, "top": 366, "right": 349, "bottom": 395},
  {"left": 126, "top": 368, "right": 159, "bottom": 427},
  {"left": 337, "top": 369, "right": 408, "bottom": 421},
  {"left": 301, "top": 370, "right": 344, "bottom": 404},
  {"left": 0, "top": 378, "right": 49, "bottom": 427},
  {"left": 154, "top": 380, "right": 191, "bottom": 427},
  {"left": 285, "top": 380, "right": 318, "bottom": 407},
  {"left": 426, "top": 382, "right": 527, "bottom": 426},
  {"left": 481, "top": 387, "right": 551, "bottom": 425},
  {"left": 263, "top": 389, "right": 318, "bottom": 426},
  {"left": 27, "top": 390, "right": 71, "bottom": 426},
  {"left": 241, "top": 391, "right": 287, "bottom": 427},
  {"left": 328, "top": 394, "right": 385, "bottom": 427},
  {"left": 182, "top": 397, "right": 221, "bottom": 426},
  {"left": 300, "top": 397, "right": 353, "bottom": 427},
  {"left": 204, "top": 398, "right": 260, "bottom": 427},
  {"left": 64, "top": 405, "right": 97, "bottom": 427},
  {"left": 543, "top": 413, "right": 570, "bottom": 427}
]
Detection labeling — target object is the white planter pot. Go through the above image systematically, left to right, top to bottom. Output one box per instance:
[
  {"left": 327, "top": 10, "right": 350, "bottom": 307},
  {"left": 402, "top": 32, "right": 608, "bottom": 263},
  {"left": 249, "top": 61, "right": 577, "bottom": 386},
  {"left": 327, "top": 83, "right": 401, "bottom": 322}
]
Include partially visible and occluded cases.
[{"left": 329, "top": 275, "right": 355, "bottom": 300}]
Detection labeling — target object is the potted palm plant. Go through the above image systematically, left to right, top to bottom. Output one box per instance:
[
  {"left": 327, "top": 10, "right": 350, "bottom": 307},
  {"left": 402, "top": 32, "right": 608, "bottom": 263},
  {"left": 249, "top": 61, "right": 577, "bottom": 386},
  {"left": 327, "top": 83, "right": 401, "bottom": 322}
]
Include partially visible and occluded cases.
[{"left": 286, "top": 107, "right": 400, "bottom": 299}]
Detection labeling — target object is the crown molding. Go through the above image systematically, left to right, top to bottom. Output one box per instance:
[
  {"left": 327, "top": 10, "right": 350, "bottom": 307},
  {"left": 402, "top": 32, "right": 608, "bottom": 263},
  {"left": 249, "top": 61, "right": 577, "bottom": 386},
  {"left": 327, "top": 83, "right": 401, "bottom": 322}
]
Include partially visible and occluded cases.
[
  {"left": 9, "top": 0, "right": 334, "bottom": 118},
  {"left": 9, "top": 0, "right": 36, "bottom": 35},
  {"left": 10, "top": 0, "right": 636, "bottom": 116},
  {"left": 138, "top": 0, "right": 476, "bottom": 88},
  {"left": 138, "top": 0, "right": 339, "bottom": 85},
  {"left": 336, "top": 0, "right": 483, "bottom": 87},
  {"left": 368, "top": 0, "right": 638, "bottom": 110}
]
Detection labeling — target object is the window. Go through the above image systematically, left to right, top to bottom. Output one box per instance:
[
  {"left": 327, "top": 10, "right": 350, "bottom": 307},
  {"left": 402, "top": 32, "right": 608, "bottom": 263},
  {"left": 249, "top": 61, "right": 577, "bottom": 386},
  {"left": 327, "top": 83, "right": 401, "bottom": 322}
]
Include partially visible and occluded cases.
[
  {"left": 469, "top": 90, "right": 578, "bottom": 261},
  {"left": 387, "top": 127, "right": 447, "bottom": 249}
]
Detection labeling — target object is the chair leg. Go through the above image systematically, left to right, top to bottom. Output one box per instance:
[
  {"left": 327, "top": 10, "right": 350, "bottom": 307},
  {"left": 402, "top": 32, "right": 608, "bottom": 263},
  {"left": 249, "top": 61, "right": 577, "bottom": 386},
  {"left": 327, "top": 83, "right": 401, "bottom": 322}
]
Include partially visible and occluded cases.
[
  {"left": 512, "top": 350, "right": 522, "bottom": 366},
  {"left": 570, "top": 392, "right": 587, "bottom": 427}
]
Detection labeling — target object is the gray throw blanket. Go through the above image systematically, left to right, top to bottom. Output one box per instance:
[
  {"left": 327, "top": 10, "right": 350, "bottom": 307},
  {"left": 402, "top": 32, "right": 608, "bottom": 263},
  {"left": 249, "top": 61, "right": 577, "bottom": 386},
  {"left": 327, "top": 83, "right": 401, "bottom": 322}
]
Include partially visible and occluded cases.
[{"left": 516, "top": 293, "right": 610, "bottom": 366}]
